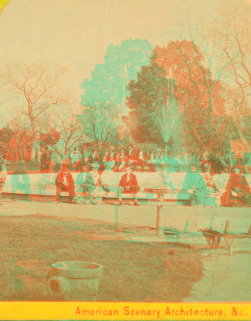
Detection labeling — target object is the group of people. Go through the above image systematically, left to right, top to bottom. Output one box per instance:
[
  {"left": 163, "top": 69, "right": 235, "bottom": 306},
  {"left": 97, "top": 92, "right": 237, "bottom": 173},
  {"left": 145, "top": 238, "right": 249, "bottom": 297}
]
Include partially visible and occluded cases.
[
  {"left": 1, "top": 143, "right": 251, "bottom": 207},
  {"left": 39, "top": 144, "right": 251, "bottom": 176},
  {"left": 54, "top": 149, "right": 251, "bottom": 207},
  {"left": 201, "top": 161, "right": 251, "bottom": 207},
  {"left": 55, "top": 162, "right": 140, "bottom": 205}
]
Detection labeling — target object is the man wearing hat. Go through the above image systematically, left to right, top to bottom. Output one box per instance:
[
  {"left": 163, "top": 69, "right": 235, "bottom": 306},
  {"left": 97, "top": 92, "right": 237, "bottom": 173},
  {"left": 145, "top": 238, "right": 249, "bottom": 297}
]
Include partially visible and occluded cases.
[
  {"left": 55, "top": 164, "right": 75, "bottom": 203},
  {"left": 119, "top": 164, "right": 140, "bottom": 205}
]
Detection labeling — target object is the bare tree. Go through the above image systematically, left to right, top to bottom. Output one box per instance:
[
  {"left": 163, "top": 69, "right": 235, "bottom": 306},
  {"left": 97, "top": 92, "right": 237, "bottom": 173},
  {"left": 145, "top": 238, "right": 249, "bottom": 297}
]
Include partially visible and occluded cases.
[
  {"left": 215, "top": 4, "right": 251, "bottom": 147},
  {"left": 2, "top": 64, "right": 65, "bottom": 160},
  {"left": 41, "top": 98, "right": 86, "bottom": 161}
]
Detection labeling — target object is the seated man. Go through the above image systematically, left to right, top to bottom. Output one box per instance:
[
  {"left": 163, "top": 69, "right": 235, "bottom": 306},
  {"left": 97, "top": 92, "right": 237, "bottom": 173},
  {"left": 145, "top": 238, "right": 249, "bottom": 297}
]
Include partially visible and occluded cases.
[
  {"left": 75, "top": 163, "right": 96, "bottom": 204},
  {"left": 55, "top": 164, "right": 74, "bottom": 203},
  {"left": 119, "top": 164, "right": 140, "bottom": 205},
  {"left": 223, "top": 165, "right": 251, "bottom": 206}
]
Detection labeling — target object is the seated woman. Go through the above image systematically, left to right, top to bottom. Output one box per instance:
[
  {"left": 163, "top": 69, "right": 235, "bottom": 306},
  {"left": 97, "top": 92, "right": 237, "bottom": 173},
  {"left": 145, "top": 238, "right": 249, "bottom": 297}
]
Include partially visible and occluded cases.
[
  {"left": 177, "top": 153, "right": 211, "bottom": 206},
  {"left": 75, "top": 163, "right": 96, "bottom": 204},
  {"left": 55, "top": 164, "right": 74, "bottom": 203},
  {"left": 119, "top": 164, "right": 140, "bottom": 205},
  {"left": 223, "top": 166, "right": 251, "bottom": 206}
]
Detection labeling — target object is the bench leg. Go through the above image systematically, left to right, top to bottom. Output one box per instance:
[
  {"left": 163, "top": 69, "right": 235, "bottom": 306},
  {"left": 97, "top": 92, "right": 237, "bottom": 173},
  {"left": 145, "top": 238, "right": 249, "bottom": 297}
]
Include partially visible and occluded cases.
[
  {"left": 156, "top": 205, "right": 163, "bottom": 235},
  {"left": 183, "top": 234, "right": 194, "bottom": 253},
  {"left": 214, "top": 234, "right": 222, "bottom": 249},
  {"left": 223, "top": 235, "right": 234, "bottom": 255}
]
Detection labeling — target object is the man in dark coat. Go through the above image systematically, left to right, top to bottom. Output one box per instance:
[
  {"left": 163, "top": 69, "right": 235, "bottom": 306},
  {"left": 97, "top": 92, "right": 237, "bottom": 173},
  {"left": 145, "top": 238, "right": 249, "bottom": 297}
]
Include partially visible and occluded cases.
[
  {"left": 40, "top": 146, "right": 51, "bottom": 173},
  {"left": 55, "top": 164, "right": 74, "bottom": 203},
  {"left": 119, "top": 164, "right": 140, "bottom": 205}
]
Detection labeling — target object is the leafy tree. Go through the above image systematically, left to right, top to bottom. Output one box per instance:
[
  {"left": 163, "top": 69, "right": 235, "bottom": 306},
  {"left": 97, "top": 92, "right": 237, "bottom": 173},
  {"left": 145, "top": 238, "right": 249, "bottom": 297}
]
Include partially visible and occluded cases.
[
  {"left": 79, "top": 38, "right": 153, "bottom": 149},
  {"left": 80, "top": 39, "right": 153, "bottom": 108},
  {"left": 128, "top": 41, "right": 226, "bottom": 152},
  {"left": 0, "top": 127, "right": 13, "bottom": 155},
  {"left": 39, "top": 129, "right": 60, "bottom": 148}
]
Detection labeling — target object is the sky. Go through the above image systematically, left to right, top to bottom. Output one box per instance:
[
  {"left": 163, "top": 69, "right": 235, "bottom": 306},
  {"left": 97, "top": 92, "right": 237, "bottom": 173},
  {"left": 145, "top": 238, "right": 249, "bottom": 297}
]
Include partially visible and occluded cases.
[{"left": 1, "top": 0, "right": 250, "bottom": 98}]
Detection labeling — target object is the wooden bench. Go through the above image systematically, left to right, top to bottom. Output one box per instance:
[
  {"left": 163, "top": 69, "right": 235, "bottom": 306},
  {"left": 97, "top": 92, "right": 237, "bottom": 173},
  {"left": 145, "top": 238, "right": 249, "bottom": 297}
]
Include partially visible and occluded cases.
[
  {"left": 162, "top": 215, "right": 226, "bottom": 253},
  {"left": 223, "top": 218, "right": 251, "bottom": 255}
]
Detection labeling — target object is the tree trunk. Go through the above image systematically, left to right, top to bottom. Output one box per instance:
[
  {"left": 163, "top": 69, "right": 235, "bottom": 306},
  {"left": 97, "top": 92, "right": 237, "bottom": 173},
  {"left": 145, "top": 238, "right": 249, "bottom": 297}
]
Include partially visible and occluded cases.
[{"left": 30, "top": 122, "right": 38, "bottom": 162}]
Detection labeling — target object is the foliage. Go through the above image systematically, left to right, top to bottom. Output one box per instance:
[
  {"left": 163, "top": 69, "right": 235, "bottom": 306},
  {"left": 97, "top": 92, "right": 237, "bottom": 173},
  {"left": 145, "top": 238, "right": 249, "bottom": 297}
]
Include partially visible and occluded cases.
[
  {"left": 79, "top": 39, "right": 153, "bottom": 149},
  {"left": 80, "top": 39, "right": 153, "bottom": 108},
  {"left": 128, "top": 41, "right": 227, "bottom": 152},
  {"left": 39, "top": 129, "right": 60, "bottom": 147}
]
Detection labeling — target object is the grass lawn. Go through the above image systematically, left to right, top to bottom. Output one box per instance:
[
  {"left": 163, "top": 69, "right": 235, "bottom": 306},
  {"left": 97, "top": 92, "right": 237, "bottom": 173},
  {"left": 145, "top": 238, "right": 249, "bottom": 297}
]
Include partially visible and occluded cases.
[{"left": 0, "top": 214, "right": 204, "bottom": 302}]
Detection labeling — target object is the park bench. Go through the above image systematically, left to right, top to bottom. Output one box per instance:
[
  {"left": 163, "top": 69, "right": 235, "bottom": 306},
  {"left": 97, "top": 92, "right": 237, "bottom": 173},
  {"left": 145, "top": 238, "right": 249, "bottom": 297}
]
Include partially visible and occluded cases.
[
  {"left": 162, "top": 215, "right": 227, "bottom": 253},
  {"left": 223, "top": 217, "right": 251, "bottom": 255}
]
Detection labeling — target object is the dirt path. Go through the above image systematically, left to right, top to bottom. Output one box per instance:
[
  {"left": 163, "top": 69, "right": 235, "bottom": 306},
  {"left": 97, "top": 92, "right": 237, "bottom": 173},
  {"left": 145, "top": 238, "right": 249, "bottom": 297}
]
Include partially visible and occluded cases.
[{"left": 186, "top": 244, "right": 251, "bottom": 302}]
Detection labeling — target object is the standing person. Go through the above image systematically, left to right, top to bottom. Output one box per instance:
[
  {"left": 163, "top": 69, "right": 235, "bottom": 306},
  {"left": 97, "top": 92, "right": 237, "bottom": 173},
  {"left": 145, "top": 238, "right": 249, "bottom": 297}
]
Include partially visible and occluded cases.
[
  {"left": 126, "top": 145, "right": 134, "bottom": 161},
  {"left": 40, "top": 146, "right": 50, "bottom": 173},
  {"left": 70, "top": 147, "right": 81, "bottom": 170},
  {"left": 92, "top": 148, "right": 100, "bottom": 163},
  {"left": 108, "top": 148, "right": 117, "bottom": 171},
  {"left": 118, "top": 148, "right": 128, "bottom": 172},
  {"left": 138, "top": 148, "right": 145, "bottom": 171},
  {"left": 0, "top": 155, "right": 7, "bottom": 205},
  {"left": 55, "top": 164, "right": 75, "bottom": 203},
  {"left": 119, "top": 164, "right": 140, "bottom": 205}
]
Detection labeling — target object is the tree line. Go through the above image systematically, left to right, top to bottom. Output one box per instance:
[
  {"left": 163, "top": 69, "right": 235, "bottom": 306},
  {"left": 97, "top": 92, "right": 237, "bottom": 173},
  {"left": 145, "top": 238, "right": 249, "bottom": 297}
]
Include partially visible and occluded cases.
[{"left": 1, "top": 8, "right": 251, "bottom": 162}]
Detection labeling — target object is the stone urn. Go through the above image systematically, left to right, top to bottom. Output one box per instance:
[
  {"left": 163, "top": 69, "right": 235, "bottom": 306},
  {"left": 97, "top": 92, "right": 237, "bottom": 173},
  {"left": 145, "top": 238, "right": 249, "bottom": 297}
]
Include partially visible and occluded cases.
[{"left": 46, "top": 261, "right": 103, "bottom": 301}]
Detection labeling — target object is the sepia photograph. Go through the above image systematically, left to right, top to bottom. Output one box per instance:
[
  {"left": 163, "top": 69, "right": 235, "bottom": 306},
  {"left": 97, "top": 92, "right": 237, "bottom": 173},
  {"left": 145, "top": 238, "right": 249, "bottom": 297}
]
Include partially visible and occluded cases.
[{"left": 0, "top": 0, "right": 251, "bottom": 320}]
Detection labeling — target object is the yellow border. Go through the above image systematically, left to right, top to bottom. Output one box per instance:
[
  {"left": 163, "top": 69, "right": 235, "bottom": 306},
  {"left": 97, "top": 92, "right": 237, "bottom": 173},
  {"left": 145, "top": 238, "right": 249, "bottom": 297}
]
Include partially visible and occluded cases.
[
  {"left": 0, "top": 0, "right": 11, "bottom": 15},
  {"left": 0, "top": 1, "right": 250, "bottom": 320},
  {"left": 0, "top": 302, "right": 251, "bottom": 320}
]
